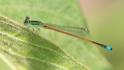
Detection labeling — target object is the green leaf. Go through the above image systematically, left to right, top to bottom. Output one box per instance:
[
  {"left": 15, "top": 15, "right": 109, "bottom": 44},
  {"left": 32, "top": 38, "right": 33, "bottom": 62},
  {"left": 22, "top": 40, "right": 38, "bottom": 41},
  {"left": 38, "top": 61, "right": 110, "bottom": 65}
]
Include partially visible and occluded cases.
[
  {"left": 0, "top": 0, "right": 112, "bottom": 70},
  {"left": 0, "top": 16, "right": 87, "bottom": 70}
]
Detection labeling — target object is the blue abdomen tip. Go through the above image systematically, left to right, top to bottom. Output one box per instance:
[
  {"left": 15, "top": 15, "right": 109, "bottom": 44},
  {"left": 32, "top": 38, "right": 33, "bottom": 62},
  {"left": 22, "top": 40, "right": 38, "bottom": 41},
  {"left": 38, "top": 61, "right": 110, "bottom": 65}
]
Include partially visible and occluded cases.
[{"left": 105, "top": 46, "right": 112, "bottom": 52}]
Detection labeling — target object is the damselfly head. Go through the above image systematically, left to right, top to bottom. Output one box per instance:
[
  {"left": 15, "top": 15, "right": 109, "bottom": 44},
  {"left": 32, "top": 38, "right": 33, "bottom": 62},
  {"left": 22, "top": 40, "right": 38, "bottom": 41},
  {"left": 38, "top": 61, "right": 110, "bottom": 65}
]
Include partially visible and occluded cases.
[
  {"left": 24, "top": 16, "right": 30, "bottom": 25},
  {"left": 25, "top": 16, "right": 30, "bottom": 20}
]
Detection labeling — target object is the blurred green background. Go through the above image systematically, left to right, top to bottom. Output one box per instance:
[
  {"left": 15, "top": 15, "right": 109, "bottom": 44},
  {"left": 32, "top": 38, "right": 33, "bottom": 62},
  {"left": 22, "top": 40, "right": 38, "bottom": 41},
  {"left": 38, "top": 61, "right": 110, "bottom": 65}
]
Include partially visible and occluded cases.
[{"left": 80, "top": 0, "right": 124, "bottom": 70}]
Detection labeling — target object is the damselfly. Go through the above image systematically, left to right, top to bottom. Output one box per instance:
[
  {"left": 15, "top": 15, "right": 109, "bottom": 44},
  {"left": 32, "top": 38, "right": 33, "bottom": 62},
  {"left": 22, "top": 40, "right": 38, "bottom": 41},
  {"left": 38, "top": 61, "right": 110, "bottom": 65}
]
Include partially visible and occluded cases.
[{"left": 24, "top": 16, "right": 112, "bottom": 52}]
